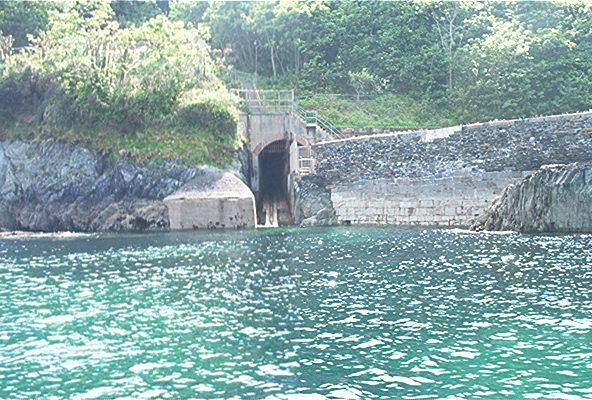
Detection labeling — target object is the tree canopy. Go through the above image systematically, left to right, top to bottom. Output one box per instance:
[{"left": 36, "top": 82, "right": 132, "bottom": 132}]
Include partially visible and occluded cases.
[
  {"left": 0, "top": 0, "right": 237, "bottom": 166},
  {"left": 1, "top": 0, "right": 592, "bottom": 131},
  {"left": 189, "top": 0, "right": 592, "bottom": 122}
]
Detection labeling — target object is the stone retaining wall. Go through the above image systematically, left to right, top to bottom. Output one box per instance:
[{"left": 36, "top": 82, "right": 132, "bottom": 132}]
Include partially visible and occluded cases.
[
  {"left": 299, "top": 111, "right": 592, "bottom": 227},
  {"left": 314, "top": 111, "right": 592, "bottom": 183},
  {"left": 338, "top": 127, "right": 419, "bottom": 137},
  {"left": 330, "top": 171, "right": 529, "bottom": 227}
]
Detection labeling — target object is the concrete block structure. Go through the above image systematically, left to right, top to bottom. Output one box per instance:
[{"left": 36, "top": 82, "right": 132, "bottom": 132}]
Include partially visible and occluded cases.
[
  {"left": 296, "top": 110, "right": 592, "bottom": 228},
  {"left": 164, "top": 170, "right": 256, "bottom": 230}
]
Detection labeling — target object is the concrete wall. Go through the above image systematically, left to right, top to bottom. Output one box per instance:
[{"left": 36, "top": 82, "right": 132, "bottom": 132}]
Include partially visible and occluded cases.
[
  {"left": 239, "top": 111, "right": 330, "bottom": 154},
  {"left": 241, "top": 111, "right": 324, "bottom": 208},
  {"left": 300, "top": 111, "right": 592, "bottom": 227},
  {"left": 241, "top": 113, "right": 289, "bottom": 155},
  {"left": 164, "top": 171, "right": 256, "bottom": 230},
  {"left": 330, "top": 171, "right": 529, "bottom": 226},
  {"left": 166, "top": 197, "right": 255, "bottom": 230}
]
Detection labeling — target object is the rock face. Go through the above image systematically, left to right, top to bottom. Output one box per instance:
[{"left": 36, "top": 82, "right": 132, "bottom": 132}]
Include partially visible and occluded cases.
[
  {"left": 0, "top": 140, "right": 243, "bottom": 232},
  {"left": 472, "top": 163, "right": 592, "bottom": 232},
  {"left": 164, "top": 169, "right": 256, "bottom": 230},
  {"left": 293, "top": 175, "right": 336, "bottom": 226}
]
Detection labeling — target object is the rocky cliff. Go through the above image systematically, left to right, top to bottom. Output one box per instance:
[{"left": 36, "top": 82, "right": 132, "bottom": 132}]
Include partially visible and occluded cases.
[
  {"left": 0, "top": 140, "right": 223, "bottom": 232},
  {"left": 472, "top": 163, "right": 592, "bottom": 232},
  {"left": 293, "top": 175, "right": 336, "bottom": 226}
]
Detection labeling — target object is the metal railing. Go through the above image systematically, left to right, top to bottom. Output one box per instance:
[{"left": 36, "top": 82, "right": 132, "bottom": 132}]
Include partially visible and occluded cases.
[
  {"left": 232, "top": 88, "right": 346, "bottom": 141},
  {"left": 234, "top": 89, "right": 295, "bottom": 113},
  {"left": 293, "top": 104, "right": 345, "bottom": 140}
]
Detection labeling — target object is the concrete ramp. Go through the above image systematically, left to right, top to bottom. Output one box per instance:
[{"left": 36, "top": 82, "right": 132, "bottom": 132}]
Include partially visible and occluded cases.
[{"left": 164, "top": 169, "right": 256, "bottom": 230}]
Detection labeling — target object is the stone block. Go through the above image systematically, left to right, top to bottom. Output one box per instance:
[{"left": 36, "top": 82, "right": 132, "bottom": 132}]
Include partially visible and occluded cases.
[
  {"left": 165, "top": 171, "right": 256, "bottom": 230},
  {"left": 420, "top": 199, "right": 435, "bottom": 207},
  {"left": 400, "top": 201, "right": 416, "bottom": 208},
  {"left": 444, "top": 207, "right": 457, "bottom": 216}
]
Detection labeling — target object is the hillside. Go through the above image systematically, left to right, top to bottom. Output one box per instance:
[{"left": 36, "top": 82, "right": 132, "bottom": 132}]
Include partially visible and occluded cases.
[
  {"left": 2, "top": 0, "right": 592, "bottom": 157},
  {"left": 204, "top": 1, "right": 592, "bottom": 124},
  {"left": 0, "top": 2, "right": 238, "bottom": 167},
  {"left": 298, "top": 94, "right": 455, "bottom": 129}
]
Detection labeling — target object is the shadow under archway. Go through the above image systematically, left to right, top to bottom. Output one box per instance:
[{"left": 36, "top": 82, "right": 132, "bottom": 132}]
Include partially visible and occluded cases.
[{"left": 257, "top": 140, "right": 292, "bottom": 226}]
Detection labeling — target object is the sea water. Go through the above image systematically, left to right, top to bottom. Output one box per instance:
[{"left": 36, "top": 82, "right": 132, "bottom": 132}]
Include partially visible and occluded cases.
[{"left": 1, "top": 227, "right": 591, "bottom": 399}]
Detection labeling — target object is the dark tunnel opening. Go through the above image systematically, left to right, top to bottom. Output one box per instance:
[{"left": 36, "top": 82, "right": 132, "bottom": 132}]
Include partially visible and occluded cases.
[{"left": 257, "top": 140, "right": 292, "bottom": 226}]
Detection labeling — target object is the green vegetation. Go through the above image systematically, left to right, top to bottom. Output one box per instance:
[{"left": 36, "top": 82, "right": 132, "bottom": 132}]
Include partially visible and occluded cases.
[
  {"left": 1, "top": 0, "right": 592, "bottom": 161},
  {"left": 198, "top": 0, "right": 592, "bottom": 125},
  {"left": 0, "top": 1, "right": 238, "bottom": 166},
  {"left": 0, "top": 1, "right": 55, "bottom": 48},
  {"left": 299, "top": 94, "right": 454, "bottom": 129}
]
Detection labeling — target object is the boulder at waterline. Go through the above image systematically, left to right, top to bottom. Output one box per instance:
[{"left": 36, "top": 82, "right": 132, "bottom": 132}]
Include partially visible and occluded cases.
[{"left": 472, "top": 163, "right": 592, "bottom": 232}]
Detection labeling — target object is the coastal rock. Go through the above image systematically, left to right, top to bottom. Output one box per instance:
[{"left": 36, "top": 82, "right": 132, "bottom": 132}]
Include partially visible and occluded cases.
[
  {"left": 0, "top": 140, "right": 237, "bottom": 232},
  {"left": 472, "top": 163, "right": 592, "bottom": 232},
  {"left": 293, "top": 175, "right": 337, "bottom": 226},
  {"left": 91, "top": 200, "right": 169, "bottom": 232}
]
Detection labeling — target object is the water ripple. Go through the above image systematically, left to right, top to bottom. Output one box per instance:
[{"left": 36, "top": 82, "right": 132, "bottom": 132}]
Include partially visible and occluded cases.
[{"left": 1, "top": 228, "right": 592, "bottom": 398}]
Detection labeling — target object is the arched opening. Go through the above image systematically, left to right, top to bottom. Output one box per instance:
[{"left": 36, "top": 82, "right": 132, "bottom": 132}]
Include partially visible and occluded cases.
[{"left": 257, "top": 139, "right": 292, "bottom": 226}]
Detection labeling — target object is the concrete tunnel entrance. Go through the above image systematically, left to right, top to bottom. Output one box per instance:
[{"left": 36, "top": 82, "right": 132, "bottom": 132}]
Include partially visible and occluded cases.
[{"left": 257, "top": 140, "right": 293, "bottom": 226}]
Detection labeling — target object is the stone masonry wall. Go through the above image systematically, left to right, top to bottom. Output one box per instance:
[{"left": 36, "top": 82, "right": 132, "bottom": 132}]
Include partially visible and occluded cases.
[
  {"left": 301, "top": 111, "right": 592, "bottom": 227},
  {"left": 315, "top": 112, "right": 592, "bottom": 183},
  {"left": 338, "top": 127, "right": 420, "bottom": 138},
  {"left": 330, "top": 171, "right": 529, "bottom": 227}
]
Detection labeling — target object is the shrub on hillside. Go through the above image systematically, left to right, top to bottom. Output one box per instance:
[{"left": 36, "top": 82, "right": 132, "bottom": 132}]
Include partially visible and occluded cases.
[
  {"left": 0, "top": 1, "right": 237, "bottom": 139},
  {"left": 178, "top": 94, "right": 237, "bottom": 136}
]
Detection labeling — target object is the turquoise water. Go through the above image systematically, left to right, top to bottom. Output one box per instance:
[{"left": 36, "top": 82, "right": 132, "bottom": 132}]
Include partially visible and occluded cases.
[{"left": 1, "top": 227, "right": 592, "bottom": 399}]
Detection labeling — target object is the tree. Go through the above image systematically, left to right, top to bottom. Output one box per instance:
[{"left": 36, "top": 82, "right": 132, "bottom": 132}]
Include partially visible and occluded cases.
[
  {"left": 2, "top": 0, "right": 226, "bottom": 132},
  {"left": 110, "top": 0, "right": 163, "bottom": 27},
  {"left": 169, "top": 0, "right": 209, "bottom": 26},
  {"left": 0, "top": 1, "right": 56, "bottom": 47},
  {"left": 423, "top": 1, "right": 477, "bottom": 92},
  {"left": 451, "top": 1, "right": 592, "bottom": 122},
  {"left": 348, "top": 69, "right": 377, "bottom": 99}
]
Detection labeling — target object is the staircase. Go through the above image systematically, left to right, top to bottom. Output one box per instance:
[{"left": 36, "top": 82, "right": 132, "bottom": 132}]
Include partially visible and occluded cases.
[{"left": 293, "top": 104, "right": 346, "bottom": 140}]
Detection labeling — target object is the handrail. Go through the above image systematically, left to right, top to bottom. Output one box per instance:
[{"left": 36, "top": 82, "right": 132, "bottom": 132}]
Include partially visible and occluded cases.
[
  {"left": 232, "top": 86, "right": 345, "bottom": 140},
  {"left": 233, "top": 89, "right": 294, "bottom": 113},
  {"left": 293, "top": 104, "right": 345, "bottom": 139}
]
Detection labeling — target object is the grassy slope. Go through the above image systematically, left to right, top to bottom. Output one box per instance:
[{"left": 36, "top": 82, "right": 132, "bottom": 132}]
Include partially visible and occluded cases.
[
  {"left": 230, "top": 71, "right": 455, "bottom": 129},
  {"left": 0, "top": 84, "right": 240, "bottom": 168},
  {"left": 298, "top": 94, "right": 456, "bottom": 129},
  {"left": 0, "top": 118, "right": 239, "bottom": 168}
]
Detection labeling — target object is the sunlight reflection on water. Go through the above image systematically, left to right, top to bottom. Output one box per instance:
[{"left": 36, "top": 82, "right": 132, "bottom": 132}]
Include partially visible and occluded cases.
[{"left": 1, "top": 227, "right": 592, "bottom": 399}]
